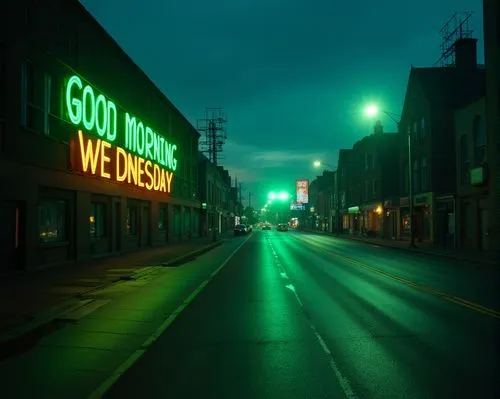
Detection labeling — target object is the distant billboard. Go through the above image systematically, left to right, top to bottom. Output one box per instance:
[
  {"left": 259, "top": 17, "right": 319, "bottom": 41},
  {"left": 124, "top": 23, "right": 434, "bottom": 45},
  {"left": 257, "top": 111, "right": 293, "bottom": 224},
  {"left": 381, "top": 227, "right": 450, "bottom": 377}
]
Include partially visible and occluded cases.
[{"left": 296, "top": 179, "right": 309, "bottom": 204}]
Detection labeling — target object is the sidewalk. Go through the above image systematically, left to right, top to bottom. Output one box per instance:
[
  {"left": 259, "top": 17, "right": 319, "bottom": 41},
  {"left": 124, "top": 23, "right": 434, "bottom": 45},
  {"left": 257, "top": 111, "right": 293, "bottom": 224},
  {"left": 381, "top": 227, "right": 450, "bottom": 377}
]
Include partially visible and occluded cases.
[
  {"left": 300, "top": 228, "right": 498, "bottom": 266},
  {"left": 0, "top": 234, "right": 228, "bottom": 346}
]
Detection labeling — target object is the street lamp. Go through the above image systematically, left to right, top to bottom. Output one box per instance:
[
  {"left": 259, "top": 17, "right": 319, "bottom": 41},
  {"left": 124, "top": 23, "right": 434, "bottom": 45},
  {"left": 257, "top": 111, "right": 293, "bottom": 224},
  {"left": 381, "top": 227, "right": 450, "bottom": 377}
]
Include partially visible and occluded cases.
[
  {"left": 364, "top": 104, "right": 416, "bottom": 248},
  {"left": 313, "top": 160, "right": 335, "bottom": 170},
  {"left": 314, "top": 160, "right": 338, "bottom": 235}
]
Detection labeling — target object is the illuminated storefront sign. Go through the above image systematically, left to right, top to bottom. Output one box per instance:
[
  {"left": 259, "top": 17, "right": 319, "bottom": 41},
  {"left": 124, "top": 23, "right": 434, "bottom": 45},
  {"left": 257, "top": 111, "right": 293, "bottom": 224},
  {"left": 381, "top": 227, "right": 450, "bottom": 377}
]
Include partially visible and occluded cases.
[
  {"left": 66, "top": 75, "right": 177, "bottom": 192},
  {"left": 296, "top": 179, "right": 309, "bottom": 204},
  {"left": 290, "top": 202, "right": 305, "bottom": 210}
]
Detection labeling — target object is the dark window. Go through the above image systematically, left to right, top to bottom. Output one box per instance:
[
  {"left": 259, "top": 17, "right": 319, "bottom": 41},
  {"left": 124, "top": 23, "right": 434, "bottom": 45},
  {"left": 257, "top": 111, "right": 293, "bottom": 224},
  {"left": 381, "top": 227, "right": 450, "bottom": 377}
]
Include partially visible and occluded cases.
[
  {"left": 473, "top": 115, "right": 486, "bottom": 165},
  {"left": 420, "top": 117, "right": 425, "bottom": 139},
  {"left": 460, "top": 134, "right": 470, "bottom": 184},
  {"left": 373, "top": 179, "right": 378, "bottom": 196},
  {"left": 38, "top": 199, "right": 67, "bottom": 243},
  {"left": 90, "top": 202, "right": 106, "bottom": 238},
  {"left": 126, "top": 205, "right": 138, "bottom": 235},
  {"left": 158, "top": 206, "right": 167, "bottom": 230}
]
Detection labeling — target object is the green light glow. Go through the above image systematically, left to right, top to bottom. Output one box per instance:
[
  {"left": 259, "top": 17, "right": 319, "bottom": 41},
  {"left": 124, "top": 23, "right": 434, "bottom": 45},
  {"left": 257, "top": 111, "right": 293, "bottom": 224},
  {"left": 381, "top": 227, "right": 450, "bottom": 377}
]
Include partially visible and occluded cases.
[
  {"left": 65, "top": 74, "right": 178, "bottom": 172},
  {"left": 66, "top": 75, "right": 82, "bottom": 125},
  {"left": 82, "top": 85, "right": 95, "bottom": 131},
  {"left": 95, "top": 94, "right": 107, "bottom": 137},
  {"left": 364, "top": 104, "right": 379, "bottom": 117},
  {"left": 278, "top": 192, "right": 289, "bottom": 200}
]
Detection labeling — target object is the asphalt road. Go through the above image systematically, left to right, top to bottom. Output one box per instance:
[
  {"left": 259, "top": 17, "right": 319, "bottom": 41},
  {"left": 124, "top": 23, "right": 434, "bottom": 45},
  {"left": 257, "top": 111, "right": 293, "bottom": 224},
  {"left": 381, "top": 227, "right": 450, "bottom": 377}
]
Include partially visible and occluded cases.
[{"left": 105, "top": 229, "right": 500, "bottom": 399}]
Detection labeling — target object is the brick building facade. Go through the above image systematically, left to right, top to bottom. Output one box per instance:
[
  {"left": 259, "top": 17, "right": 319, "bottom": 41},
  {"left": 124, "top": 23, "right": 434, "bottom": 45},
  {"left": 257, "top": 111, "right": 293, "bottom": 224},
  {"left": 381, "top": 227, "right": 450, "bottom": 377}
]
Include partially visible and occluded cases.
[{"left": 0, "top": 0, "right": 201, "bottom": 272}]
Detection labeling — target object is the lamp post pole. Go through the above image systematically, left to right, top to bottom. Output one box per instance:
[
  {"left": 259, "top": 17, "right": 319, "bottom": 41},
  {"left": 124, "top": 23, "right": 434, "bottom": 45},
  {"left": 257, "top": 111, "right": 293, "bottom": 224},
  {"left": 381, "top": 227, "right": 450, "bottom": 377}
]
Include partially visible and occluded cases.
[{"left": 213, "top": 174, "right": 217, "bottom": 242}]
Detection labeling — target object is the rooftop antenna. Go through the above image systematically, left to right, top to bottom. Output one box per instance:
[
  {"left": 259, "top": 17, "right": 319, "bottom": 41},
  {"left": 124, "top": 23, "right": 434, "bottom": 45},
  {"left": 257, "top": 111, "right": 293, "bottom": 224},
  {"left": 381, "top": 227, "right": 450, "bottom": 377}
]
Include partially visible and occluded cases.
[{"left": 435, "top": 11, "right": 474, "bottom": 67}]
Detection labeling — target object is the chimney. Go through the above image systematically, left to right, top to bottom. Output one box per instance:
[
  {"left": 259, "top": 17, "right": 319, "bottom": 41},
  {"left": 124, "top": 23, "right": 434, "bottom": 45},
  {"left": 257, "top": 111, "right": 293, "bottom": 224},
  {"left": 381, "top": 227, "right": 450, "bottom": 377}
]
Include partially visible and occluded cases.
[
  {"left": 454, "top": 38, "right": 478, "bottom": 69},
  {"left": 373, "top": 120, "right": 383, "bottom": 135}
]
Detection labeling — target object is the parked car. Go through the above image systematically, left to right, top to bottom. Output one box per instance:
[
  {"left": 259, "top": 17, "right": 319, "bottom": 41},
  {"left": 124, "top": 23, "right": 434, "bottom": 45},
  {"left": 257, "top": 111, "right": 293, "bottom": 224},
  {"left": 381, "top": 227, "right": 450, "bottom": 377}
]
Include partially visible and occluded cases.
[
  {"left": 277, "top": 223, "right": 289, "bottom": 232},
  {"left": 234, "top": 224, "right": 247, "bottom": 236}
]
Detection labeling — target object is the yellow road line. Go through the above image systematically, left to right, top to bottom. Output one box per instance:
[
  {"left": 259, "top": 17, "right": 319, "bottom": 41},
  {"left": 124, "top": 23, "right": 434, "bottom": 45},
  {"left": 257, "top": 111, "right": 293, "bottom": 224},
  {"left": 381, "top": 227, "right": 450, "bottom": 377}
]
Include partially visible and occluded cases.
[{"left": 331, "top": 252, "right": 500, "bottom": 319}]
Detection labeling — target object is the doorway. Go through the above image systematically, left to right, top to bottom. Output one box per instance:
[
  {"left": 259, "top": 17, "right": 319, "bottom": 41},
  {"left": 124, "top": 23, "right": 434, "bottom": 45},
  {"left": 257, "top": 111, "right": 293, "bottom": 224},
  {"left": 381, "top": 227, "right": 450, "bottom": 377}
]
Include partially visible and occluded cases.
[{"left": 140, "top": 204, "right": 150, "bottom": 247}]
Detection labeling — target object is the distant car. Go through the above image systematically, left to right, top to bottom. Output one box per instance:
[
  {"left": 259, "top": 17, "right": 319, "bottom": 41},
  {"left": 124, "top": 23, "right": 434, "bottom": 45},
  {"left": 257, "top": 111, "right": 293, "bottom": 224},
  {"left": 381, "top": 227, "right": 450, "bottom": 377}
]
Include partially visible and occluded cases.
[
  {"left": 262, "top": 223, "right": 271, "bottom": 230},
  {"left": 277, "top": 223, "right": 288, "bottom": 232},
  {"left": 234, "top": 224, "right": 247, "bottom": 236}
]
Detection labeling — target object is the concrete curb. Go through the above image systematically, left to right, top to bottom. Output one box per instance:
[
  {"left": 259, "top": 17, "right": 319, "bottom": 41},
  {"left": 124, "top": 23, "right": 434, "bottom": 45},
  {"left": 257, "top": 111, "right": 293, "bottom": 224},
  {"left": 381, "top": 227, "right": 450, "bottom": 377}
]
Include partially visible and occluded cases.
[
  {"left": 301, "top": 229, "right": 498, "bottom": 267},
  {"left": 0, "top": 239, "right": 225, "bottom": 352},
  {"left": 161, "top": 240, "right": 223, "bottom": 267},
  {"left": 0, "top": 298, "right": 87, "bottom": 346}
]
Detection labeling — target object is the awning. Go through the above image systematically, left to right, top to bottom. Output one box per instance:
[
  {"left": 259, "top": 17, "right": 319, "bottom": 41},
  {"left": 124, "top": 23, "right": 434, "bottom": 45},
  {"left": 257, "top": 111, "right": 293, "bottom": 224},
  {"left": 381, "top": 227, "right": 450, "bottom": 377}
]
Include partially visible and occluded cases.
[{"left": 348, "top": 206, "right": 360, "bottom": 214}]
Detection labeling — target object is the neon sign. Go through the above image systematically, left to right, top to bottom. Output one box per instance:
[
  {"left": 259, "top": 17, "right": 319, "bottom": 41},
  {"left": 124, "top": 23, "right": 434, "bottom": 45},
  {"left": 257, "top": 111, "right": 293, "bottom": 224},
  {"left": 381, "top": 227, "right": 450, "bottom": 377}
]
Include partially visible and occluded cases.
[{"left": 66, "top": 75, "right": 177, "bottom": 192}]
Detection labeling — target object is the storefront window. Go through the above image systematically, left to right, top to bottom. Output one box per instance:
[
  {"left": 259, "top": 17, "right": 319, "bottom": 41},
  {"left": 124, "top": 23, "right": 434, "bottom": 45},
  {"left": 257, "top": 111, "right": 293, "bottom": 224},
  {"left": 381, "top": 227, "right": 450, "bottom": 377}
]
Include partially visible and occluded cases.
[
  {"left": 38, "top": 199, "right": 67, "bottom": 243},
  {"left": 89, "top": 202, "right": 105, "bottom": 238},
  {"left": 126, "top": 205, "right": 138, "bottom": 235},
  {"left": 158, "top": 205, "right": 167, "bottom": 230},
  {"left": 401, "top": 212, "right": 410, "bottom": 236}
]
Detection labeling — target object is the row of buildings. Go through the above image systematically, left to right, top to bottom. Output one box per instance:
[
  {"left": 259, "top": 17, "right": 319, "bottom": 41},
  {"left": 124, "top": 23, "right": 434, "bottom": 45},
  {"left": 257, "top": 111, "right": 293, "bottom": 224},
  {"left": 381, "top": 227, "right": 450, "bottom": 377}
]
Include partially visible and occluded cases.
[
  {"left": 0, "top": 0, "right": 242, "bottom": 273},
  {"left": 308, "top": 2, "right": 499, "bottom": 260}
]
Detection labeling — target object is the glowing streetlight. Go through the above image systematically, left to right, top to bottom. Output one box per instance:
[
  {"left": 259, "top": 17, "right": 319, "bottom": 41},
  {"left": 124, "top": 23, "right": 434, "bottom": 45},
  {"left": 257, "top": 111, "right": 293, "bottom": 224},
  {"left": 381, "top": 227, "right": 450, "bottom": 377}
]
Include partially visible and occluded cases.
[
  {"left": 364, "top": 104, "right": 379, "bottom": 117},
  {"left": 314, "top": 160, "right": 335, "bottom": 170},
  {"left": 278, "top": 191, "right": 289, "bottom": 201},
  {"left": 268, "top": 192, "right": 276, "bottom": 200}
]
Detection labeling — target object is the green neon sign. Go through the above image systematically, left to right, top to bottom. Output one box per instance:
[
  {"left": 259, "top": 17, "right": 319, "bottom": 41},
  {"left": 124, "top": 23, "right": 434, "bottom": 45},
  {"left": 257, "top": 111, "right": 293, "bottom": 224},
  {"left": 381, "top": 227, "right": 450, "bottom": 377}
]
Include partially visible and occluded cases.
[{"left": 65, "top": 74, "right": 178, "bottom": 172}]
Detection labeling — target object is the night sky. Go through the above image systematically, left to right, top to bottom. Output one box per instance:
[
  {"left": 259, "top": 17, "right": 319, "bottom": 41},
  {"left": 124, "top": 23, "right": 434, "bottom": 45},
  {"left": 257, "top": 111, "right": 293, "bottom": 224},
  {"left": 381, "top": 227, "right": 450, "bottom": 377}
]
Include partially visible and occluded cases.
[{"left": 80, "top": 0, "right": 483, "bottom": 208}]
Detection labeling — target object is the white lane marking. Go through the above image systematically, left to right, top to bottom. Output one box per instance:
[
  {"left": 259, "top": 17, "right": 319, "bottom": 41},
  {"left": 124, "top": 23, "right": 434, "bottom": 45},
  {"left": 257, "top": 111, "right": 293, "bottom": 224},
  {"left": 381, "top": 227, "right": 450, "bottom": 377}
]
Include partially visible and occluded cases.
[
  {"left": 88, "top": 235, "right": 251, "bottom": 399},
  {"left": 280, "top": 258, "right": 357, "bottom": 399},
  {"left": 280, "top": 272, "right": 289, "bottom": 279},
  {"left": 285, "top": 283, "right": 304, "bottom": 307},
  {"left": 310, "top": 325, "right": 357, "bottom": 399}
]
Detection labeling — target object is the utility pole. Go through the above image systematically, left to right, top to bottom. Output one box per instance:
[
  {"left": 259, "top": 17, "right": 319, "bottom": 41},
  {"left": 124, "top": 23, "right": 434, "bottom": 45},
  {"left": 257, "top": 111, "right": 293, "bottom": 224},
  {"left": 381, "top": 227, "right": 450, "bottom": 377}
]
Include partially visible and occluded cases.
[
  {"left": 197, "top": 108, "right": 227, "bottom": 242},
  {"left": 248, "top": 192, "right": 252, "bottom": 208}
]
